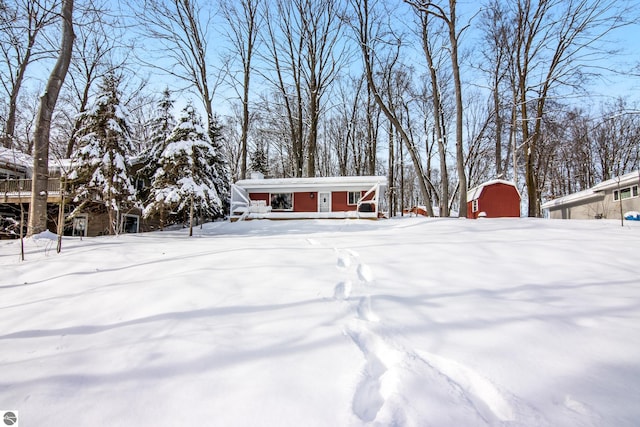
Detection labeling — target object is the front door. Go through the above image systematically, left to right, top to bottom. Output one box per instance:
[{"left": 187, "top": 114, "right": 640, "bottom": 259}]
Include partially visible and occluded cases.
[{"left": 318, "top": 192, "right": 331, "bottom": 212}]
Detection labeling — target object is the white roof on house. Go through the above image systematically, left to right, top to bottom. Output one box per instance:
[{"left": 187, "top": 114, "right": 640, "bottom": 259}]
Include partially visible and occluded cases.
[
  {"left": 0, "top": 147, "right": 32, "bottom": 174},
  {"left": 0, "top": 147, "right": 74, "bottom": 177},
  {"left": 541, "top": 170, "right": 640, "bottom": 209},
  {"left": 591, "top": 170, "right": 640, "bottom": 191},
  {"left": 235, "top": 175, "right": 387, "bottom": 192},
  {"left": 467, "top": 179, "right": 520, "bottom": 202},
  {"left": 540, "top": 188, "right": 602, "bottom": 209}
]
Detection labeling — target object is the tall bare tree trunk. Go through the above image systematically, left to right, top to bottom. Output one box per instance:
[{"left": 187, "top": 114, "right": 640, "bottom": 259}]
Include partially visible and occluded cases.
[
  {"left": 28, "top": 0, "right": 74, "bottom": 236},
  {"left": 222, "top": 0, "right": 260, "bottom": 180},
  {"left": 351, "top": 0, "right": 434, "bottom": 216},
  {"left": 447, "top": 0, "right": 467, "bottom": 217},
  {"left": 420, "top": 13, "right": 449, "bottom": 216}
]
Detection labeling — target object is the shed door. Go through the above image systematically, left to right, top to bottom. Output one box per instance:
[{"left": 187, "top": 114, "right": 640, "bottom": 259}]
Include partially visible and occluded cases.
[{"left": 318, "top": 192, "right": 331, "bottom": 212}]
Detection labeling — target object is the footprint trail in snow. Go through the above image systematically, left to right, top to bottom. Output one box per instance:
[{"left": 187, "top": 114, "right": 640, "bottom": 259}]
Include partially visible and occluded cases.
[{"left": 330, "top": 245, "right": 546, "bottom": 426}]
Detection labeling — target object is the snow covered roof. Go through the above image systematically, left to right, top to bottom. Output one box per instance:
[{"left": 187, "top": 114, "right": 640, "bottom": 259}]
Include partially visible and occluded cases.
[
  {"left": 0, "top": 147, "right": 33, "bottom": 175},
  {"left": 0, "top": 147, "right": 75, "bottom": 178},
  {"left": 541, "top": 170, "right": 640, "bottom": 210},
  {"left": 591, "top": 170, "right": 640, "bottom": 191},
  {"left": 235, "top": 175, "right": 387, "bottom": 193},
  {"left": 467, "top": 179, "right": 520, "bottom": 202},
  {"left": 540, "top": 188, "right": 602, "bottom": 209}
]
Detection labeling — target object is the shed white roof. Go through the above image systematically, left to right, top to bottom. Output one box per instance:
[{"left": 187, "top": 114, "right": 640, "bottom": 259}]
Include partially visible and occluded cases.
[
  {"left": 234, "top": 175, "right": 387, "bottom": 192},
  {"left": 467, "top": 179, "right": 520, "bottom": 202}
]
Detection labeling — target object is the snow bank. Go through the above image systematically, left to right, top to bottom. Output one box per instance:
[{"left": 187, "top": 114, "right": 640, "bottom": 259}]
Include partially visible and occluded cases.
[{"left": 1, "top": 217, "right": 639, "bottom": 426}]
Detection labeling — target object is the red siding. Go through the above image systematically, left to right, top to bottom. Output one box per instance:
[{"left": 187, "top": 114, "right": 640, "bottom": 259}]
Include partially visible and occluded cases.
[
  {"left": 468, "top": 183, "right": 520, "bottom": 218},
  {"left": 250, "top": 190, "right": 375, "bottom": 214},
  {"left": 332, "top": 190, "right": 374, "bottom": 212},
  {"left": 332, "top": 191, "right": 349, "bottom": 211},
  {"left": 249, "top": 192, "right": 270, "bottom": 203},
  {"left": 294, "top": 192, "right": 317, "bottom": 212}
]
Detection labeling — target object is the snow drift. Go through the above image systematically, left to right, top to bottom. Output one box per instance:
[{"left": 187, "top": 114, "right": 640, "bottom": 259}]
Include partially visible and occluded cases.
[{"left": 1, "top": 217, "right": 639, "bottom": 426}]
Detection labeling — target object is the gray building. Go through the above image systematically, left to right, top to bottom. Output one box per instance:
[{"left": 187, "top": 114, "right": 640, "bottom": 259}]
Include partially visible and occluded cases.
[{"left": 541, "top": 170, "right": 640, "bottom": 219}]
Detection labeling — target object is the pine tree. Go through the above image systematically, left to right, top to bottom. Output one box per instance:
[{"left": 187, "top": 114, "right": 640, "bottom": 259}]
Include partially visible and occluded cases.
[
  {"left": 71, "top": 72, "right": 137, "bottom": 235},
  {"left": 138, "top": 88, "right": 176, "bottom": 228},
  {"left": 147, "top": 88, "right": 176, "bottom": 164},
  {"left": 144, "top": 103, "right": 223, "bottom": 234},
  {"left": 207, "top": 114, "right": 230, "bottom": 216},
  {"left": 250, "top": 142, "right": 270, "bottom": 177}
]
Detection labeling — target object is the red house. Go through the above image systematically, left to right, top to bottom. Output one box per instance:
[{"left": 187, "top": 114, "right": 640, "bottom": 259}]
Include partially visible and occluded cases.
[
  {"left": 230, "top": 174, "right": 387, "bottom": 221},
  {"left": 467, "top": 180, "right": 521, "bottom": 219}
]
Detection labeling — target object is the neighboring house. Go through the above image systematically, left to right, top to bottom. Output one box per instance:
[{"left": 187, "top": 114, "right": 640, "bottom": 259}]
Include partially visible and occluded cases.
[
  {"left": 0, "top": 147, "right": 159, "bottom": 237},
  {"left": 0, "top": 148, "right": 31, "bottom": 179},
  {"left": 541, "top": 170, "right": 640, "bottom": 220},
  {"left": 230, "top": 173, "right": 387, "bottom": 221},
  {"left": 467, "top": 179, "right": 521, "bottom": 219}
]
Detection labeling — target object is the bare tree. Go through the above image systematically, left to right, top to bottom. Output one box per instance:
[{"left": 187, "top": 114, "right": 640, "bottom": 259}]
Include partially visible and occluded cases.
[
  {"left": 0, "top": 0, "right": 59, "bottom": 149},
  {"left": 28, "top": 0, "right": 74, "bottom": 236},
  {"left": 139, "top": 0, "right": 224, "bottom": 140},
  {"left": 221, "top": 0, "right": 261, "bottom": 180},
  {"left": 261, "top": 0, "right": 346, "bottom": 177},
  {"left": 261, "top": 0, "right": 306, "bottom": 177},
  {"left": 347, "top": 0, "right": 435, "bottom": 216},
  {"left": 406, "top": 0, "right": 467, "bottom": 217},
  {"left": 478, "top": 0, "right": 513, "bottom": 179},
  {"left": 510, "top": 0, "right": 631, "bottom": 216},
  {"left": 417, "top": 10, "right": 450, "bottom": 216},
  {"left": 62, "top": 11, "right": 124, "bottom": 157}
]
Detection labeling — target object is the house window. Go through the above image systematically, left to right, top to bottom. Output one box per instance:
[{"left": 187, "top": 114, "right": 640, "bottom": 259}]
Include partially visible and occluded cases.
[
  {"left": 614, "top": 184, "right": 639, "bottom": 201},
  {"left": 348, "top": 191, "right": 361, "bottom": 205},
  {"left": 270, "top": 193, "right": 293, "bottom": 210},
  {"left": 472, "top": 199, "right": 479, "bottom": 212},
  {"left": 72, "top": 214, "right": 88, "bottom": 237},
  {"left": 121, "top": 214, "right": 140, "bottom": 233}
]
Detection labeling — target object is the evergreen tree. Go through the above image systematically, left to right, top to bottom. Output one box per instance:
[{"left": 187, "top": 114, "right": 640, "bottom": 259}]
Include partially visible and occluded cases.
[
  {"left": 71, "top": 72, "right": 137, "bottom": 235},
  {"left": 138, "top": 88, "right": 176, "bottom": 223},
  {"left": 147, "top": 88, "right": 176, "bottom": 164},
  {"left": 144, "top": 103, "right": 223, "bottom": 233},
  {"left": 207, "top": 114, "right": 230, "bottom": 216},
  {"left": 250, "top": 142, "right": 269, "bottom": 177}
]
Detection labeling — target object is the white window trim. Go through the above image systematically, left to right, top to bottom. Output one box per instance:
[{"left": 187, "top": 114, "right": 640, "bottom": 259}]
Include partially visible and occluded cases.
[
  {"left": 614, "top": 184, "right": 639, "bottom": 202},
  {"left": 347, "top": 191, "right": 361, "bottom": 205},
  {"left": 269, "top": 192, "right": 294, "bottom": 211},
  {"left": 472, "top": 199, "right": 479, "bottom": 212},
  {"left": 121, "top": 213, "right": 140, "bottom": 234},
  {"left": 72, "top": 214, "right": 88, "bottom": 237}
]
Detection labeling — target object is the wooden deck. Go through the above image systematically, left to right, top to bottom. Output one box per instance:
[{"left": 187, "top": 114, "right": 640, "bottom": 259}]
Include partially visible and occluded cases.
[{"left": 0, "top": 178, "right": 64, "bottom": 203}]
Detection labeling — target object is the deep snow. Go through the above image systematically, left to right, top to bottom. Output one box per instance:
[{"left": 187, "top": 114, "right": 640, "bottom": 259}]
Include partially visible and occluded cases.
[{"left": 1, "top": 217, "right": 639, "bottom": 426}]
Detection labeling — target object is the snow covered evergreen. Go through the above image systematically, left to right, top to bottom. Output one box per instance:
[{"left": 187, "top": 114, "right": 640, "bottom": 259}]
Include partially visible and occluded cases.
[
  {"left": 70, "top": 72, "right": 137, "bottom": 235},
  {"left": 145, "top": 88, "right": 177, "bottom": 166},
  {"left": 144, "top": 103, "right": 223, "bottom": 226},
  {"left": 206, "top": 114, "right": 230, "bottom": 214},
  {"left": 250, "top": 142, "right": 270, "bottom": 176}
]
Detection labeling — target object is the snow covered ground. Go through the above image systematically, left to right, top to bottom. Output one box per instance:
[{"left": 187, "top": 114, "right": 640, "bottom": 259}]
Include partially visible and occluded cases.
[{"left": 1, "top": 217, "right": 639, "bottom": 426}]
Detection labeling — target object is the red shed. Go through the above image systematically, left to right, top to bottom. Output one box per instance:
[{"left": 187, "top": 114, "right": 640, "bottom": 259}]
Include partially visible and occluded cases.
[{"left": 467, "top": 180, "right": 521, "bottom": 219}]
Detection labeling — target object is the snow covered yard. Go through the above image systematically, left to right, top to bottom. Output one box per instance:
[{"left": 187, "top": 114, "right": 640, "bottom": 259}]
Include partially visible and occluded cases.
[{"left": 1, "top": 217, "right": 639, "bottom": 426}]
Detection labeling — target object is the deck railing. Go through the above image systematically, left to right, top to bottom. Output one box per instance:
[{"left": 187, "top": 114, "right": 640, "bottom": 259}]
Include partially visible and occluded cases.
[{"left": 0, "top": 178, "right": 62, "bottom": 196}]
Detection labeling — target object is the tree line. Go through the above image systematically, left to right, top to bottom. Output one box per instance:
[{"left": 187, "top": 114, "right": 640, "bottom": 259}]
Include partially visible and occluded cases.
[{"left": 1, "top": 0, "right": 639, "bottom": 234}]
